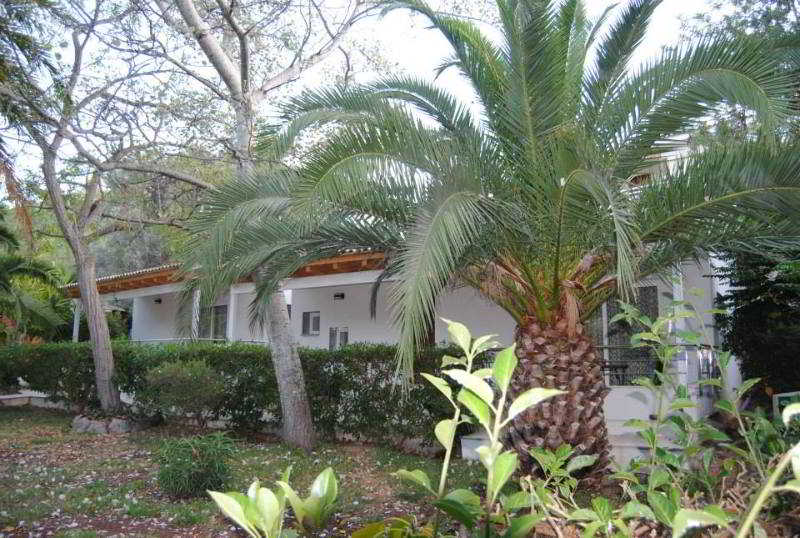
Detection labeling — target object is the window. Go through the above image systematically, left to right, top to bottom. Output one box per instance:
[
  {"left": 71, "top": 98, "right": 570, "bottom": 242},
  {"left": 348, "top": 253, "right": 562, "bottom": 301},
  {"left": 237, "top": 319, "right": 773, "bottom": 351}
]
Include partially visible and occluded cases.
[
  {"left": 586, "top": 286, "right": 659, "bottom": 385},
  {"left": 199, "top": 304, "right": 227, "bottom": 340},
  {"left": 301, "top": 311, "right": 320, "bottom": 336},
  {"left": 328, "top": 326, "right": 349, "bottom": 350}
]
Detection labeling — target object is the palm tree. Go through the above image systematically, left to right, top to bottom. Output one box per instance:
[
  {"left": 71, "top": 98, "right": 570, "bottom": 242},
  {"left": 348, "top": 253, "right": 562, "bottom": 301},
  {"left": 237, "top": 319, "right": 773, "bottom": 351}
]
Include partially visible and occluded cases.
[
  {"left": 183, "top": 0, "right": 800, "bottom": 478},
  {"left": 0, "top": 212, "right": 19, "bottom": 249},
  {"left": 0, "top": 214, "right": 63, "bottom": 342}
]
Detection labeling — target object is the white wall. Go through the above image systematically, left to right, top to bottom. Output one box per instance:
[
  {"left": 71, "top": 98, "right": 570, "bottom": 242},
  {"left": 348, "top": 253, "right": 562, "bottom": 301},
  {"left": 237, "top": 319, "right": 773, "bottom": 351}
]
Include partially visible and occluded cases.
[
  {"left": 291, "top": 282, "right": 400, "bottom": 348},
  {"left": 434, "top": 287, "right": 517, "bottom": 345},
  {"left": 131, "top": 290, "right": 268, "bottom": 342},
  {"left": 232, "top": 291, "right": 268, "bottom": 341},
  {"left": 131, "top": 293, "right": 181, "bottom": 341}
]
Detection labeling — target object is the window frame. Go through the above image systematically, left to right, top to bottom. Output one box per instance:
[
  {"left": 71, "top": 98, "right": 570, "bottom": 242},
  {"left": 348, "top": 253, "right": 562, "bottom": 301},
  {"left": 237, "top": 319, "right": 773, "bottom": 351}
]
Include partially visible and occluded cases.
[
  {"left": 199, "top": 304, "right": 228, "bottom": 340},
  {"left": 301, "top": 311, "right": 321, "bottom": 336}
]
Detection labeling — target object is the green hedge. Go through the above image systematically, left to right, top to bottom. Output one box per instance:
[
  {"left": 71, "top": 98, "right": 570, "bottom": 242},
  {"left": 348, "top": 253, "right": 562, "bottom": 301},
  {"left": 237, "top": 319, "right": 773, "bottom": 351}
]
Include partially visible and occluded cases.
[{"left": 0, "top": 341, "right": 460, "bottom": 441}]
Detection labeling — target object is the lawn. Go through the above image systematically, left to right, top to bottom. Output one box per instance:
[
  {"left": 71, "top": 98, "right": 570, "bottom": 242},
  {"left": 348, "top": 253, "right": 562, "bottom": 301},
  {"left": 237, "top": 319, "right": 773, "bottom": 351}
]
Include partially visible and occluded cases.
[{"left": 0, "top": 406, "right": 484, "bottom": 537}]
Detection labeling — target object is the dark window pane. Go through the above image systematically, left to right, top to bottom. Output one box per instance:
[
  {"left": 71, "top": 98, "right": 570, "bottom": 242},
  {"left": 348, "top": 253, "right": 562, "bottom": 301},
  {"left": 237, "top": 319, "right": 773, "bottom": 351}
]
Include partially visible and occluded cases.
[
  {"left": 605, "top": 286, "right": 659, "bottom": 384},
  {"left": 213, "top": 305, "right": 227, "bottom": 340},
  {"left": 329, "top": 327, "right": 338, "bottom": 350}
]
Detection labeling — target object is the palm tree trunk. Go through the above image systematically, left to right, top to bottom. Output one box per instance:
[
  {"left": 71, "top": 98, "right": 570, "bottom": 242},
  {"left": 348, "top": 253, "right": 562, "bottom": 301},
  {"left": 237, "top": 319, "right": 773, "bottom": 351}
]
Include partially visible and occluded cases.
[{"left": 506, "top": 316, "right": 611, "bottom": 482}]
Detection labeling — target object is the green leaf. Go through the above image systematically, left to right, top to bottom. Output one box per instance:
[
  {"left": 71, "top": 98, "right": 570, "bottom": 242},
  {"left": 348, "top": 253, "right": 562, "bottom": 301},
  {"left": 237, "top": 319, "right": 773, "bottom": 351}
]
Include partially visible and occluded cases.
[
  {"left": 442, "top": 318, "right": 471, "bottom": 355},
  {"left": 632, "top": 332, "right": 660, "bottom": 343},
  {"left": 471, "top": 334, "right": 499, "bottom": 356},
  {"left": 492, "top": 345, "right": 517, "bottom": 392},
  {"left": 441, "top": 355, "right": 466, "bottom": 368},
  {"left": 473, "top": 368, "right": 493, "bottom": 378},
  {"left": 445, "top": 369, "right": 495, "bottom": 406},
  {"left": 421, "top": 373, "right": 454, "bottom": 404},
  {"left": 698, "top": 378, "right": 723, "bottom": 388},
  {"left": 736, "top": 378, "right": 761, "bottom": 400},
  {"left": 457, "top": 387, "right": 491, "bottom": 431},
  {"left": 505, "top": 388, "right": 563, "bottom": 424},
  {"left": 669, "top": 398, "right": 696, "bottom": 411},
  {"left": 714, "top": 399, "right": 736, "bottom": 414},
  {"left": 782, "top": 403, "right": 800, "bottom": 426},
  {"left": 434, "top": 418, "right": 457, "bottom": 450},
  {"left": 623, "top": 418, "right": 651, "bottom": 429},
  {"left": 489, "top": 451, "right": 517, "bottom": 500},
  {"left": 566, "top": 454, "right": 598, "bottom": 474},
  {"left": 309, "top": 467, "right": 338, "bottom": 507},
  {"left": 392, "top": 469, "right": 435, "bottom": 495},
  {"left": 610, "top": 471, "right": 639, "bottom": 484},
  {"left": 276, "top": 482, "right": 307, "bottom": 530},
  {"left": 253, "top": 486, "right": 281, "bottom": 534},
  {"left": 443, "top": 488, "right": 482, "bottom": 507},
  {"left": 208, "top": 491, "right": 259, "bottom": 538},
  {"left": 501, "top": 491, "right": 530, "bottom": 512},
  {"left": 646, "top": 491, "right": 677, "bottom": 526},
  {"left": 591, "top": 497, "right": 613, "bottom": 522},
  {"left": 433, "top": 498, "right": 478, "bottom": 529},
  {"left": 619, "top": 501, "right": 656, "bottom": 521},
  {"left": 701, "top": 505, "right": 732, "bottom": 523},
  {"left": 569, "top": 508, "right": 600, "bottom": 521},
  {"left": 672, "top": 509, "right": 727, "bottom": 538},
  {"left": 504, "top": 514, "right": 543, "bottom": 538},
  {"left": 581, "top": 521, "right": 605, "bottom": 538},
  {"left": 351, "top": 522, "right": 386, "bottom": 538}
]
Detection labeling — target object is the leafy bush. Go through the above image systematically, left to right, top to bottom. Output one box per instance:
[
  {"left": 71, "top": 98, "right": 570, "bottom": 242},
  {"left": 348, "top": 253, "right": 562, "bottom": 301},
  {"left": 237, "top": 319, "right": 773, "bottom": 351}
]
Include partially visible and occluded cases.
[
  {"left": 715, "top": 251, "right": 800, "bottom": 401},
  {"left": 0, "top": 341, "right": 462, "bottom": 441},
  {"left": 0, "top": 341, "right": 97, "bottom": 409},
  {"left": 143, "top": 360, "right": 225, "bottom": 426},
  {"left": 157, "top": 433, "right": 235, "bottom": 498}
]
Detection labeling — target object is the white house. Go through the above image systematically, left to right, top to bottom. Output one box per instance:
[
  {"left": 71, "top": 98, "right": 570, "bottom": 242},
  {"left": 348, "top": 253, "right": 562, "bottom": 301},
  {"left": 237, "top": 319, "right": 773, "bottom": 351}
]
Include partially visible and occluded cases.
[{"left": 64, "top": 252, "right": 735, "bottom": 459}]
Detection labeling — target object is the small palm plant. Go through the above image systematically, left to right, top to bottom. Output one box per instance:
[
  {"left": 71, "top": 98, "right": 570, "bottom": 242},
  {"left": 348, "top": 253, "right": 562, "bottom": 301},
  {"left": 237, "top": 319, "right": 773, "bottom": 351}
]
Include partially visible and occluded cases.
[
  {"left": 183, "top": 0, "right": 800, "bottom": 479},
  {"left": 0, "top": 213, "right": 63, "bottom": 342}
]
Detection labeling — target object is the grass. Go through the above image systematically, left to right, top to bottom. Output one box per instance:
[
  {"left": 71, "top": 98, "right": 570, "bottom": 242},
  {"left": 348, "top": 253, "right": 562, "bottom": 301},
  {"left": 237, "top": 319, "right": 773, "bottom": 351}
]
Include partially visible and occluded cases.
[{"left": 0, "top": 406, "right": 487, "bottom": 536}]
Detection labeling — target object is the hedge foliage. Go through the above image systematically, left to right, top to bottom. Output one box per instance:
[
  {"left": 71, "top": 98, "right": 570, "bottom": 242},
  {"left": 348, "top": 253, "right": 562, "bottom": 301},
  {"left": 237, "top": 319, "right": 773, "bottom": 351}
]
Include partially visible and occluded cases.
[{"left": 0, "top": 341, "right": 461, "bottom": 441}]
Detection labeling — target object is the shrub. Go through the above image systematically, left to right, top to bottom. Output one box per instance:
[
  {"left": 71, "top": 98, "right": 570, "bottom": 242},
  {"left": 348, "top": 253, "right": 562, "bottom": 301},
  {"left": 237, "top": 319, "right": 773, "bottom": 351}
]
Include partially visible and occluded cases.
[
  {"left": 715, "top": 251, "right": 800, "bottom": 402},
  {"left": 0, "top": 340, "right": 472, "bottom": 442},
  {"left": 0, "top": 341, "right": 97, "bottom": 409},
  {"left": 143, "top": 360, "right": 225, "bottom": 427},
  {"left": 156, "top": 433, "right": 235, "bottom": 498}
]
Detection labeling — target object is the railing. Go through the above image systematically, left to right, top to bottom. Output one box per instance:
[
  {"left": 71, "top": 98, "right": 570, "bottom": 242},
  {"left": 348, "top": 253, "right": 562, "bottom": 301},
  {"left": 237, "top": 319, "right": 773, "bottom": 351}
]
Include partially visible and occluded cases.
[{"left": 600, "top": 345, "right": 720, "bottom": 388}]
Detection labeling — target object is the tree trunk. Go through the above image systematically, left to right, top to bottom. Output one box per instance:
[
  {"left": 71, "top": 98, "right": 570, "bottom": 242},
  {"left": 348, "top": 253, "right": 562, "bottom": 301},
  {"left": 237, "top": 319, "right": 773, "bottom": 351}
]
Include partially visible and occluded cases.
[
  {"left": 41, "top": 148, "right": 120, "bottom": 413},
  {"left": 75, "top": 248, "right": 121, "bottom": 412},
  {"left": 266, "top": 290, "right": 315, "bottom": 450},
  {"left": 505, "top": 316, "right": 611, "bottom": 482}
]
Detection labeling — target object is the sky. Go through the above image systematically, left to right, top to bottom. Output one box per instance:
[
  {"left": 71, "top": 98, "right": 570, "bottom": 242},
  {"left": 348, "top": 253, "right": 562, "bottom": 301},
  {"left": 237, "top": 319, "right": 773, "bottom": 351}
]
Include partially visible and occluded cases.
[{"left": 359, "top": 1, "right": 709, "bottom": 100}]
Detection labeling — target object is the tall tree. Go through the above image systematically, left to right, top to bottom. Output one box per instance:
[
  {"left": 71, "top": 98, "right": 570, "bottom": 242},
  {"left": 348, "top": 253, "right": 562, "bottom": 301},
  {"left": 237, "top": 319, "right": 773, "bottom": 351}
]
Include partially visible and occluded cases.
[
  {"left": 2, "top": 0, "right": 371, "bottom": 422},
  {"left": 132, "top": 0, "right": 376, "bottom": 449},
  {"left": 182, "top": 0, "right": 800, "bottom": 478},
  {"left": 0, "top": 1, "right": 213, "bottom": 411}
]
